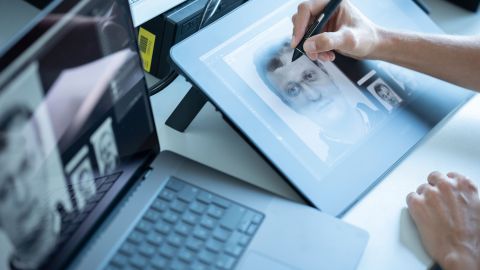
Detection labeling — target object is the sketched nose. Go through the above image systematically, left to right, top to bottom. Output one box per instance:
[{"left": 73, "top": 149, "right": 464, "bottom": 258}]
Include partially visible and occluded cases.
[{"left": 303, "top": 84, "right": 322, "bottom": 101}]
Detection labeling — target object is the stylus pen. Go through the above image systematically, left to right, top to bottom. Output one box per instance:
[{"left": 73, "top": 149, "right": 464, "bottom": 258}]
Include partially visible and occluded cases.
[
  {"left": 292, "top": 0, "right": 343, "bottom": 62},
  {"left": 412, "top": 0, "right": 430, "bottom": 15}
]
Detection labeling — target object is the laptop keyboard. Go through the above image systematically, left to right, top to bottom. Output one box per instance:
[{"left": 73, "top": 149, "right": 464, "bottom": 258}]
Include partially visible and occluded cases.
[
  {"left": 59, "top": 172, "right": 122, "bottom": 246},
  {"left": 105, "top": 178, "right": 265, "bottom": 270}
]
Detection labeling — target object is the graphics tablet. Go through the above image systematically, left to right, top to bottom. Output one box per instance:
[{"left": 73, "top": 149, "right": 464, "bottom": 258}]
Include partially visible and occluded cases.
[{"left": 171, "top": 0, "right": 473, "bottom": 216}]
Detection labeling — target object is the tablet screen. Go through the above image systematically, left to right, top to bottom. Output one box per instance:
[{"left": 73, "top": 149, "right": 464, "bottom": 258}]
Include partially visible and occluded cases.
[{"left": 174, "top": 0, "right": 473, "bottom": 215}]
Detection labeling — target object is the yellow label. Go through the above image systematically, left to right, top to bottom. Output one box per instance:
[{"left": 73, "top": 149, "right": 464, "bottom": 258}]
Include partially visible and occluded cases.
[{"left": 138, "top": 27, "right": 156, "bottom": 73}]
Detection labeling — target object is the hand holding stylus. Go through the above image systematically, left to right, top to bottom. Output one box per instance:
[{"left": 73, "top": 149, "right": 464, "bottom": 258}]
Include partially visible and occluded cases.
[{"left": 291, "top": 0, "right": 380, "bottom": 62}]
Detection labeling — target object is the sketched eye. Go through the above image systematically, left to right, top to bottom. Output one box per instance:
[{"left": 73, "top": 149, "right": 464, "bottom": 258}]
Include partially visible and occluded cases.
[
  {"left": 303, "top": 70, "right": 318, "bottom": 82},
  {"left": 286, "top": 82, "right": 301, "bottom": 97}
]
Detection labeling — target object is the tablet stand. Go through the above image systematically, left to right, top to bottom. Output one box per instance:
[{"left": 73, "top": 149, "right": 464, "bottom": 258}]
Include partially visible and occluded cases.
[{"left": 165, "top": 86, "right": 208, "bottom": 132}]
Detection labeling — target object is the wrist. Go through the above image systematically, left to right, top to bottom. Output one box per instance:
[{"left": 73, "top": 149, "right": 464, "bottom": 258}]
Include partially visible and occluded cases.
[{"left": 367, "top": 26, "right": 394, "bottom": 60}]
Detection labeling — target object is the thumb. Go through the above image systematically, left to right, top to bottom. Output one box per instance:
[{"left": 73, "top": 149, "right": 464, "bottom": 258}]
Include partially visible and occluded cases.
[{"left": 303, "top": 28, "right": 354, "bottom": 54}]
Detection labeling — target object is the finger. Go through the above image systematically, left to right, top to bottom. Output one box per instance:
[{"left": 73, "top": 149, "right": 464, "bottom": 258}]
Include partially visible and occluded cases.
[
  {"left": 292, "top": 2, "right": 315, "bottom": 47},
  {"left": 303, "top": 28, "right": 352, "bottom": 55},
  {"left": 305, "top": 51, "right": 318, "bottom": 61},
  {"left": 317, "top": 51, "right": 335, "bottom": 62},
  {"left": 427, "top": 171, "right": 445, "bottom": 186},
  {"left": 448, "top": 172, "right": 478, "bottom": 194},
  {"left": 416, "top": 183, "right": 430, "bottom": 195},
  {"left": 406, "top": 192, "right": 424, "bottom": 221}
]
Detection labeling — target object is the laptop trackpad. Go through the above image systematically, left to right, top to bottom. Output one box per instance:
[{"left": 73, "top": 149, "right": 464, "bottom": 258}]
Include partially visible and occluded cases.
[{"left": 239, "top": 251, "right": 297, "bottom": 270}]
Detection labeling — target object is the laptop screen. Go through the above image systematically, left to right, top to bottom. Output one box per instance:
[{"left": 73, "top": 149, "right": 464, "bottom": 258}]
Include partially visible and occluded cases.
[{"left": 0, "top": 0, "right": 158, "bottom": 269}]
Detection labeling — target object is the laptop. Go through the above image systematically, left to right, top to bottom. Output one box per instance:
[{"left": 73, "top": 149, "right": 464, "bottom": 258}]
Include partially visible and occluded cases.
[
  {"left": 0, "top": 0, "right": 368, "bottom": 269},
  {"left": 171, "top": 0, "right": 473, "bottom": 217}
]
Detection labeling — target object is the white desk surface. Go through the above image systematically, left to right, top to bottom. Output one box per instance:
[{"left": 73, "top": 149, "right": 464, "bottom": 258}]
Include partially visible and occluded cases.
[{"left": 150, "top": 1, "right": 480, "bottom": 269}]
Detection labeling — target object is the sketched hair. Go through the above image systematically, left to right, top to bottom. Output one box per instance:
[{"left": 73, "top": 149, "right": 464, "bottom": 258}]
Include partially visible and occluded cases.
[
  {"left": 254, "top": 40, "right": 289, "bottom": 102},
  {"left": 0, "top": 106, "right": 41, "bottom": 152}
]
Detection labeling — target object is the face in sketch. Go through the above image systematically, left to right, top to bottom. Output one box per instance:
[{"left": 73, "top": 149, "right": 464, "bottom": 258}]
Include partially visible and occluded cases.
[
  {"left": 263, "top": 42, "right": 368, "bottom": 144},
  {"left": 375, "top": 83, "right": 400, "bottom": 107},
  {"left": 0, "top": 108, "right": 52, "bottom": 251},
  {"left": 99, "top": 131, "right": 117, "bottom": 174},
  {"left": 78, "top": 168, "right": 95, "bottom": 199}
]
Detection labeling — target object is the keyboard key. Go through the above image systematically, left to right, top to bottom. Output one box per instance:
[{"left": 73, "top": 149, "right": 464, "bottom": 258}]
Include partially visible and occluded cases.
[
  {"left": 166, "top": 178, "right": 185, "bottom": 191},
  {"left": 177, "top": 185, "right": 199, "bottom": 203},
  {"left": 160, "top": 189, "right": 176, "bottom": 201},
  {"left": 197, "top": 191, "right": 213, "bottom": 204},
  {"left": 212, "top": 196, "right": 231, "bottom": 208},
  {"left": 152, "top": 199, "right": 168, "bottom": 212},
  {"left": 170, "top": 200, "right": 188, "bottom": 213},
  {"left": 190, "top": 201, "right": 207, "bottom": 214},
  {"left": 207, "top": 205, "right": 224, "bottom": 219},
  {"left": 220, "top": 205, "right": 245, "bottom": 231},
  {"left": 144, "top": 209, "right": 161, "bottom": 222},
  {"left": 163, "top": 211, "right": 180, "bottom": 224},
  {"left": 182, "top": 211, "right": 199, "bottom": 225},
  {"left": 237, "top": 211, "right": 254, "bottom": 232},
  {"left": 252, "top": 213, "right": 263, "bottom": 224},
  {"left": 200, "top": 215, "right": 216, "bottom": 229},
  {"left": 136, "top": 220, "right": 152, "bottom": 233},
  {"left": 154, "top": 221, "right": 171, "bottom": 235},
  {"left": 175, "top": 222, "right": 191, "bottom": 236},
  {"left": 247, "top": 223, "right": 258, "bottom": 235},
  {"left": 193, "top": 226, "right": 209, "bottom": 240},
  {"left": 213, "top": 227, "right": 230, "bottom": 242},
  {"left": 128, "top": 230, "right": 144, "bottom": 244},
  {"left": 228, "top": 231, "right": 249, "bottom": 248},
  {"left": 146, "top": 232, "right": 163, "bottom": 246},
  {"left": 167, "top": 233, "right": 184, "bottom": 247},
  {"left": 238, "top": 234, "right": 249, "bottom": 246},
  {"left": 185, "top": 237, "right": 203, "bottom": 251},
  {"left": 205, "top": 238, "right": 222, "bottom": 253},
  {"left": 119, "top": 242, "right": 136, "bottom": 256},
  {"left": 139, "top": 243, "right": 156, "bottom": 257},
  {"left": 225, "top": 243, "right": 243, "bottom": 257},
  {"left": 159, "top": 244, "right": 176, "bottom": 258},
  {"left": 178, "top": 248, "right": 195, "bottom": 263},
  {"left": 198, "top": 249, "right": 216, "bottom": 264},
  {"left": 110, "top": 253, "right": 128, "bottom": 267},
  {"left": 129, "top": 254, "right": 147, "bottom": 268},
  {"left": 216, "top": 254, "right": 236, "bottom": 269},
  {"left": 150, "top": 255, "right": 168, "bottom": 269},
  {"left": 170, "top": 259, "right": 187, "bottom": 270},
  {"left": 191, "top": 261, "right": 208, "bottom": 270}
]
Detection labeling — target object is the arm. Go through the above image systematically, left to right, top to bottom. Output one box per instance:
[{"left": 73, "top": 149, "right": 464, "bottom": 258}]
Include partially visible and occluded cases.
[
  {"left": 291, "top": 0, "right": 480, "bottom": 92},
  {"left": 373, "top": 30, "right": 480, "bottom": 92}
]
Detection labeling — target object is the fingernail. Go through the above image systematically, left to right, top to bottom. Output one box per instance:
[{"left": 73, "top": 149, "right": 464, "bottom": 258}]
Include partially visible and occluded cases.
[
  {"left": 303, "top": 40, "right": 315, "bottom": 52},
  {"left": 329, "top": 53, "right": 335, "bottom": 61}
]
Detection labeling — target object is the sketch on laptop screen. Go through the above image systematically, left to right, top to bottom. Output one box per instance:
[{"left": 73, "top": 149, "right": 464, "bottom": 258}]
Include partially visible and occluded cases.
[
  {"left": 224, "top": 18, "right": 415, "bottom": 165},
  {"left": 0, "top": 63, "right": 73, "bottom": 270}
]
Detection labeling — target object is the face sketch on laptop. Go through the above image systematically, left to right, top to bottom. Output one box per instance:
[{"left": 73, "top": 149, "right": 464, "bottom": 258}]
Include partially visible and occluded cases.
[
  {"left": 0, "top": 64, "right": 70, "bottom": 270},
  {"left": 90, "top": 117, "right": 119, "bottom": 176},
  {"left": 66, "top": 148, "right": 97, "bottom": 211}
]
